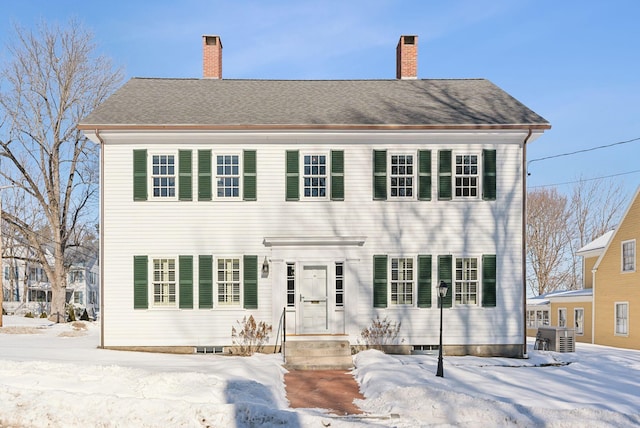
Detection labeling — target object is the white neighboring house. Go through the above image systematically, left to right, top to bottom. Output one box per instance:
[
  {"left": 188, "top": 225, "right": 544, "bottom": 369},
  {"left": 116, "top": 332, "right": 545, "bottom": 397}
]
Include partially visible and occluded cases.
[
  {"left": 78, "top": 35, "right": 550, "bottom": 357},
  {"left": 2, "top": 246, "right": 51, "bottom": 316},
  {"left": 66, "top": 258, "right": 100, "bottom": 319}
]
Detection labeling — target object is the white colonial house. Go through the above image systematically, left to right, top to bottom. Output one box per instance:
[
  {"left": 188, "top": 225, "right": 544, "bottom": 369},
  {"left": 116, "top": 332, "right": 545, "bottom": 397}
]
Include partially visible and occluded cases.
[{"left": 78, "top": 35, "right": 549, "bottom": 358}]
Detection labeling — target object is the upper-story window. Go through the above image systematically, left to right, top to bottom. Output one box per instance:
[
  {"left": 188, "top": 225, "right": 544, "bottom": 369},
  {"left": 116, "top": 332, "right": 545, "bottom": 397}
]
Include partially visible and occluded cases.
[
  {"left": 438, "top": 149, "right": 496, "bottom": 201},
  {"left": 133, "top": 150, "right": 256, "bottom": 202},
  {"left": 286, "top": 150, "right": 343, "bottom": 201},
  {"left": 303, "top": 154, "right": 327, "bottom": 198},
  {"left": 390, "top": 154, "right": 414, "bottom": 198},
  {"left": 455, "top": 154, "right": 479, "bottom": 198},
  {"left": 152, "top": 155, "right": 176, "bottom": 198},
  {"left": 216, "top": 155, "right": 240, "bottom": 198},
  {"left": 622, "top": 240, "right": 635, "bottom": 272}
]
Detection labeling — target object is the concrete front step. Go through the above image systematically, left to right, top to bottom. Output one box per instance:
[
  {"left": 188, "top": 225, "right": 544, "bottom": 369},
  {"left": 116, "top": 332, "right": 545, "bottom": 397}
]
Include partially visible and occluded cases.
[{"left": 284, "top": 340, "right": 353, "bottom": 370}]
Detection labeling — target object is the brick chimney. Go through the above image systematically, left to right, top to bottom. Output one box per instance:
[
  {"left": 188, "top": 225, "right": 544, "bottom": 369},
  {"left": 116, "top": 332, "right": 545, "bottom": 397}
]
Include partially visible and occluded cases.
[
  {"left": 203, "top": 35, "right": 222, "bottom": 79},
  {"left": 396, "top": 35, "right": 418, "bottom": 79}
]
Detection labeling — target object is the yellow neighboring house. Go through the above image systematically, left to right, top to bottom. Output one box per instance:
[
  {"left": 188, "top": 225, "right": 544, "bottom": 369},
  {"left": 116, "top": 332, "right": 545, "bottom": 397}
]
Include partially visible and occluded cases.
[
  {"left": 590, "top": 187, "right": 640, "bottom": 350},
  {"left": 526, "top": 229, "right": 614, "bottom": 343},
  {"left": 526, "top": 289, "right": 593, "bottom": 343}
]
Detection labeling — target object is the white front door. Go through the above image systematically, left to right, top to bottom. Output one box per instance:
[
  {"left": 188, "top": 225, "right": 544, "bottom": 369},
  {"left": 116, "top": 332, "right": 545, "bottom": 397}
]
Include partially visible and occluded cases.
[{"left": 300, "top": 265, "right": 328, "bottom": 333}]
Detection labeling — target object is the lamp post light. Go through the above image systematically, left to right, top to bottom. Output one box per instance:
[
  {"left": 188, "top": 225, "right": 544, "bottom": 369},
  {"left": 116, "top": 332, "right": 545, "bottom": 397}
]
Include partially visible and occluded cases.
[{"left": 436, "top": 280, "right": 449, "bottom": 377}]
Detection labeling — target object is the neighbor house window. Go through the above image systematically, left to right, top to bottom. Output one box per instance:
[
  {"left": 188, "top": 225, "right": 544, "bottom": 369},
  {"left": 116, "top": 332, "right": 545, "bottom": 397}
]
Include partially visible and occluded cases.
[
  {"left": 303, "top": 154, "right": 327, "bottom": 198},
  {"left": 390, "top": 154, "right": 414, "bottom": 198},
  {"left": 455, "top": 154, "right": 479, "bottom": 198},
  {"left": 152, "top": 155, "right": 176, "bottom": 198},
  {"left": 216, "top": 155, "right": 240, "bottom": 198},
  {"left": 622, "top": 240, "right": 635, "bottom": 272},
  {"left": 391, "top": 257, "right": 413, "bottom": 305},
  {"left": 455, "top": 257, "right": 478, "bottom": 305},
  {"left": 152, "top": 258, "right": 176, "bottom": 306},
  {"left": 217, "top": 258, "right": 240, "bottom": 306},
  {"left": 335, "top": 262, "right": 344, "bottom": 307},
  {"left": 287, "top": 263, "right": 296, "bottom": 307},
  {"left": 74, "top": 291, "right": 83, "bottom": 304},
  {"left": 615, "top": 302, "right": 628, "bottom": 335},
  {"left": 558, "top": 308, "right": 567, "bottom": 327},
  {"left": 574, "top": 308, "right": 584, "bottom": 335},
  {"left": 537, "top": 309, "right": 550, "bottom": 327},
  {"left": 527, "top": 310, "right": 536, "bottom": 328}
]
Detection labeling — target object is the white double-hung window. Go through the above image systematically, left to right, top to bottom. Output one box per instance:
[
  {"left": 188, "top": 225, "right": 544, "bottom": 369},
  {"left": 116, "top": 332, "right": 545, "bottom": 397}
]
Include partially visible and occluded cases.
[
  {"left": 151, "top": 154, "right": 176, "bottom": 198},
  {"left": 216, "top": 154, "right": 241, "bottom": 198},
  {"left": 302, "top": 154, "right": 328, "bottom": 198},
  {"left": 389, "top": 154, "right": 414, "bottom": 198},
  {"left": 455, "top": 154, "right": 479, "bottom": 198},
  {"left": 622, "top": 240, "right": 635, "bottom": 272},
  {"left": 390, "top": 257, "right": 414, "bottom": 305},
  {"left": 455, "top": 257, "right": 478, "bottom": 305},
  {"left": 152, "top": 258, "right": 176, "bottom": 306}
]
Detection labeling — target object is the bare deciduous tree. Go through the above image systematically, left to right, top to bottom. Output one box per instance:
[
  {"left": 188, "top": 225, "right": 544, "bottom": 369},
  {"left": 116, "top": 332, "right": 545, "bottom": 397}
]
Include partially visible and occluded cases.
[
  {"left": 0, "top": 20, "right": 122, "bottom": 321},
  {"left": 527, "top": 178, "right": 627, "bottom": 296},
  {"left": 526, "top": 187, "right": 571, "bottom": 296}
]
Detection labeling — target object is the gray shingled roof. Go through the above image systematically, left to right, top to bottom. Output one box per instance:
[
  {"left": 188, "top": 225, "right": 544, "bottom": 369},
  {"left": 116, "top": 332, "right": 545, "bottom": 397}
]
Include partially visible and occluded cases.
[{"left": 79, "top": 78, "right": 549, "bottom": 128}]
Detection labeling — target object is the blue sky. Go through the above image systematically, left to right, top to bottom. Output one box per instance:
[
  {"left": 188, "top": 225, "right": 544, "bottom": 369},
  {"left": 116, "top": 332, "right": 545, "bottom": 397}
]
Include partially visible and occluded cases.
[{"left": 2, "top": 0, "right": 639, "bottom": 202}]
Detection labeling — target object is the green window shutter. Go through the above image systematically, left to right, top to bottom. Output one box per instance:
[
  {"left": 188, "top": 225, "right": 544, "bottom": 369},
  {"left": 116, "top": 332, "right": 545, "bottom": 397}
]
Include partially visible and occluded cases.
[
  {"left": 483, "top": 149, "right": 497, "bottom": 201},
  {"left": 133, "top": 150, "right": 147, "bottom": 201},
  {"left": 178, "top": 150, "right": 193, "bottom": 201},
  {"left": 198, "top": 150, "right": 212, "bottom": 201},
  {"left": 243, "top": 150, "right": 257, "bottom": 201},
  {"left": 285, "top": 150, "right": 299, "bottom": 201},
  {"left": 331, "top": 150, "right": 344, "bottom": 201},
  {"left": 373, "top": 150, "right": 387, "bottom": 200},
  {"left": 418, "top": 150, "right": 432, "bottom": 201},
  {"left": 438, "top": 150, "right": 452, "bottom": 200},
  {"left": 482, "top": 254, "right": 497, "bottom": 307},
  {"left": 198, "top": 255, "right": 213, "bottom": 309},
  {"left": 243, "top": 255, "right": 258, "bottom": 309},
  {"left": 373, "top": 255, "right": 388, "bottom": 308},
  {"left": 417, "top": 255, "right": 432, "bottom": 308},
  {"left": 438, "top": 255, "right": 453, "bottom": 308},
  {"left": 133, "top": 256, "right": 148, "bottom": 309},
  {"left": 179, "top": 256, "right": 193, "bottom": 309}
]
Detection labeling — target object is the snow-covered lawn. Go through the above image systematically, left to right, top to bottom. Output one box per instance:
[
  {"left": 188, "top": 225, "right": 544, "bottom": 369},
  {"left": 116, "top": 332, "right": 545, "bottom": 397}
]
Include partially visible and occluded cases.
[{"left": 1, "top": 315, "right": 638, "bottom": 427}]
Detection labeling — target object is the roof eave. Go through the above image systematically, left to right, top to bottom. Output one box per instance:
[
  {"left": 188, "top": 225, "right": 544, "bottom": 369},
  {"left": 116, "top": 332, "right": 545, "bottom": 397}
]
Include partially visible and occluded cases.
[{"left": 77, "top": 123, "right": 551, "bottom": 131}]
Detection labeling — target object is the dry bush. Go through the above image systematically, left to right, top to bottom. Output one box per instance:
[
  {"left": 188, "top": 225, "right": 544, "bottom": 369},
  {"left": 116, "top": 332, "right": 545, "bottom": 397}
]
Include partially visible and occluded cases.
[
  {"left": 230, "top": 315, "right": 272, "bottom": 356},
  {"left": 360, "top": 316, "right": 402, "bottom": 349}
]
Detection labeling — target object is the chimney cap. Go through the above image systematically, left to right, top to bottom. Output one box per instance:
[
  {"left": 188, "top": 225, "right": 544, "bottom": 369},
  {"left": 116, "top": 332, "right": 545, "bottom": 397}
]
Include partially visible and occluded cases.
[{"left": 203, "top": 34, "right": 222, "bottom": 48}]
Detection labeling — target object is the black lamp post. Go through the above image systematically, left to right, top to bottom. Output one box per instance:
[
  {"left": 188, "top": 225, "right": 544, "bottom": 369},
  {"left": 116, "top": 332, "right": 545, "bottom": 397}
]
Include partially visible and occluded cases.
[{"left": 436, "top": 280, "right": 449, "bottom": 377}]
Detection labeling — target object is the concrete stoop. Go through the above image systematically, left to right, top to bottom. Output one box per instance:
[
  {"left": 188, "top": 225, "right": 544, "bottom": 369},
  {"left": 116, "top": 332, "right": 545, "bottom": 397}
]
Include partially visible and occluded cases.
[{"left": 284, "top": 340, "right": 353, "bottom": 370}]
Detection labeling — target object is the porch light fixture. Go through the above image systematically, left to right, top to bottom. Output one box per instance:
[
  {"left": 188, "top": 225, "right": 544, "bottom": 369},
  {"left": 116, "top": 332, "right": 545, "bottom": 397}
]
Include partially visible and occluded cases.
[
  {"left": 262, "top": 256, "right": 269, "bottom": 276},
  {"left": 436, "top": 280, "right": 449, "bottom": 378}
]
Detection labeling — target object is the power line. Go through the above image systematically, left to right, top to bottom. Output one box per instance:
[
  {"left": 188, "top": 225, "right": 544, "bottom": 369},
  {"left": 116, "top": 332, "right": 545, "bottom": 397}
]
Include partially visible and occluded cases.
[
  {"left": 527, "top": 136, "right": 640, "bottom": 169},
  {"left": 528, "top": 168, "right": 640, "bottom": 189}
]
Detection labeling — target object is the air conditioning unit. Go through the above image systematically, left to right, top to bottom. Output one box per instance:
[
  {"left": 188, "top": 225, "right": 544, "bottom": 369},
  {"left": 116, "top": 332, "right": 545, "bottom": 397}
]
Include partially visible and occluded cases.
[{"left": 537, "top": 327, "right": 575, "bottom": 352}]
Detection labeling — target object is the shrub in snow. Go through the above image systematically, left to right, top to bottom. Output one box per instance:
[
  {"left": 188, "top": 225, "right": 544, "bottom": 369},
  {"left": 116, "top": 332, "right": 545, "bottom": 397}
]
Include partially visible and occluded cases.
[
  {"left": 24, "top": 312, "right": 34, "bottom": 318},
  {"left": 39, "top": 312, "right": 48, "bottom": 318},
  {"left": 231, "top": 315, "right": 273, "bottom": 356},
  {"left": 359, "top": 316, "right": 403, "bottom": 350}
]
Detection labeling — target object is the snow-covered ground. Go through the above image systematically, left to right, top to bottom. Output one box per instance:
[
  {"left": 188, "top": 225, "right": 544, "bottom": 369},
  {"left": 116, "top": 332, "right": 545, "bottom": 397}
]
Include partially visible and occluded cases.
[{"left": 1, "top": 316, "right": 639, "bottom": 427}]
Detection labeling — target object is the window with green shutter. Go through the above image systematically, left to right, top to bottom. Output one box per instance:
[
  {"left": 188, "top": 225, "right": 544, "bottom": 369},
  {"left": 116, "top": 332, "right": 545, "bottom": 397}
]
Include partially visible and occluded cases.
[
  {"left": 483, "top": 149, "right": 497, "bottom": 201},
  {"left": 133, "top": 150, "right": 147, "bottom": 201},
  {"left": 198, "top": 150, "right": 212, "bottom": 201},
  {"left": 243, "top": 150, "right": 257, "bottom": 201},
  {"left": 285, "top": 150, "right": 299, "bottom": 201},
  {"left": 331, "top": 150, "right": 344, "bottom": 200},
  {"left": 373, "top": 150, "right": 387, "bottom": 200},
  {"left": 418, "top": 150, "right": 432, "bottom": 201},
  {"left": 438, "top": 150, "right": 452, "bottom": 200},
  {"left": 178, "top": 151, "right": 192, "bottom": 201},
  {"left": 482, "top": 254, "right": 497, "bottom": 307},
  {"left": 133, "top": 255, "right": 148, "bottom": 309},
  {"left": 199, "top": 255, "right": 213, "bottom": 309},
  {"left": 243, "top": 255, "right": 258, "bottom": 309},
  {"left": 373, "top": 255, "right": 388, "bottom": 308},
  {"left": 417, "top": 255, "right": 432, "bottom": 308},
  {"left": 438, "top": 255, "right": 453, "bottom": 308},
  {"left": 178, "top": 256, "right": 193, "bottom": 309}
]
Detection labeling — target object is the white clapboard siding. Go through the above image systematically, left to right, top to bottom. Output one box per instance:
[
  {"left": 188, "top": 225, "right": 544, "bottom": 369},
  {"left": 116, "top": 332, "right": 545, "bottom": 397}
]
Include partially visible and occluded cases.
[{"left": 100, "top": 130, "right": 535, "bottom": 348}]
